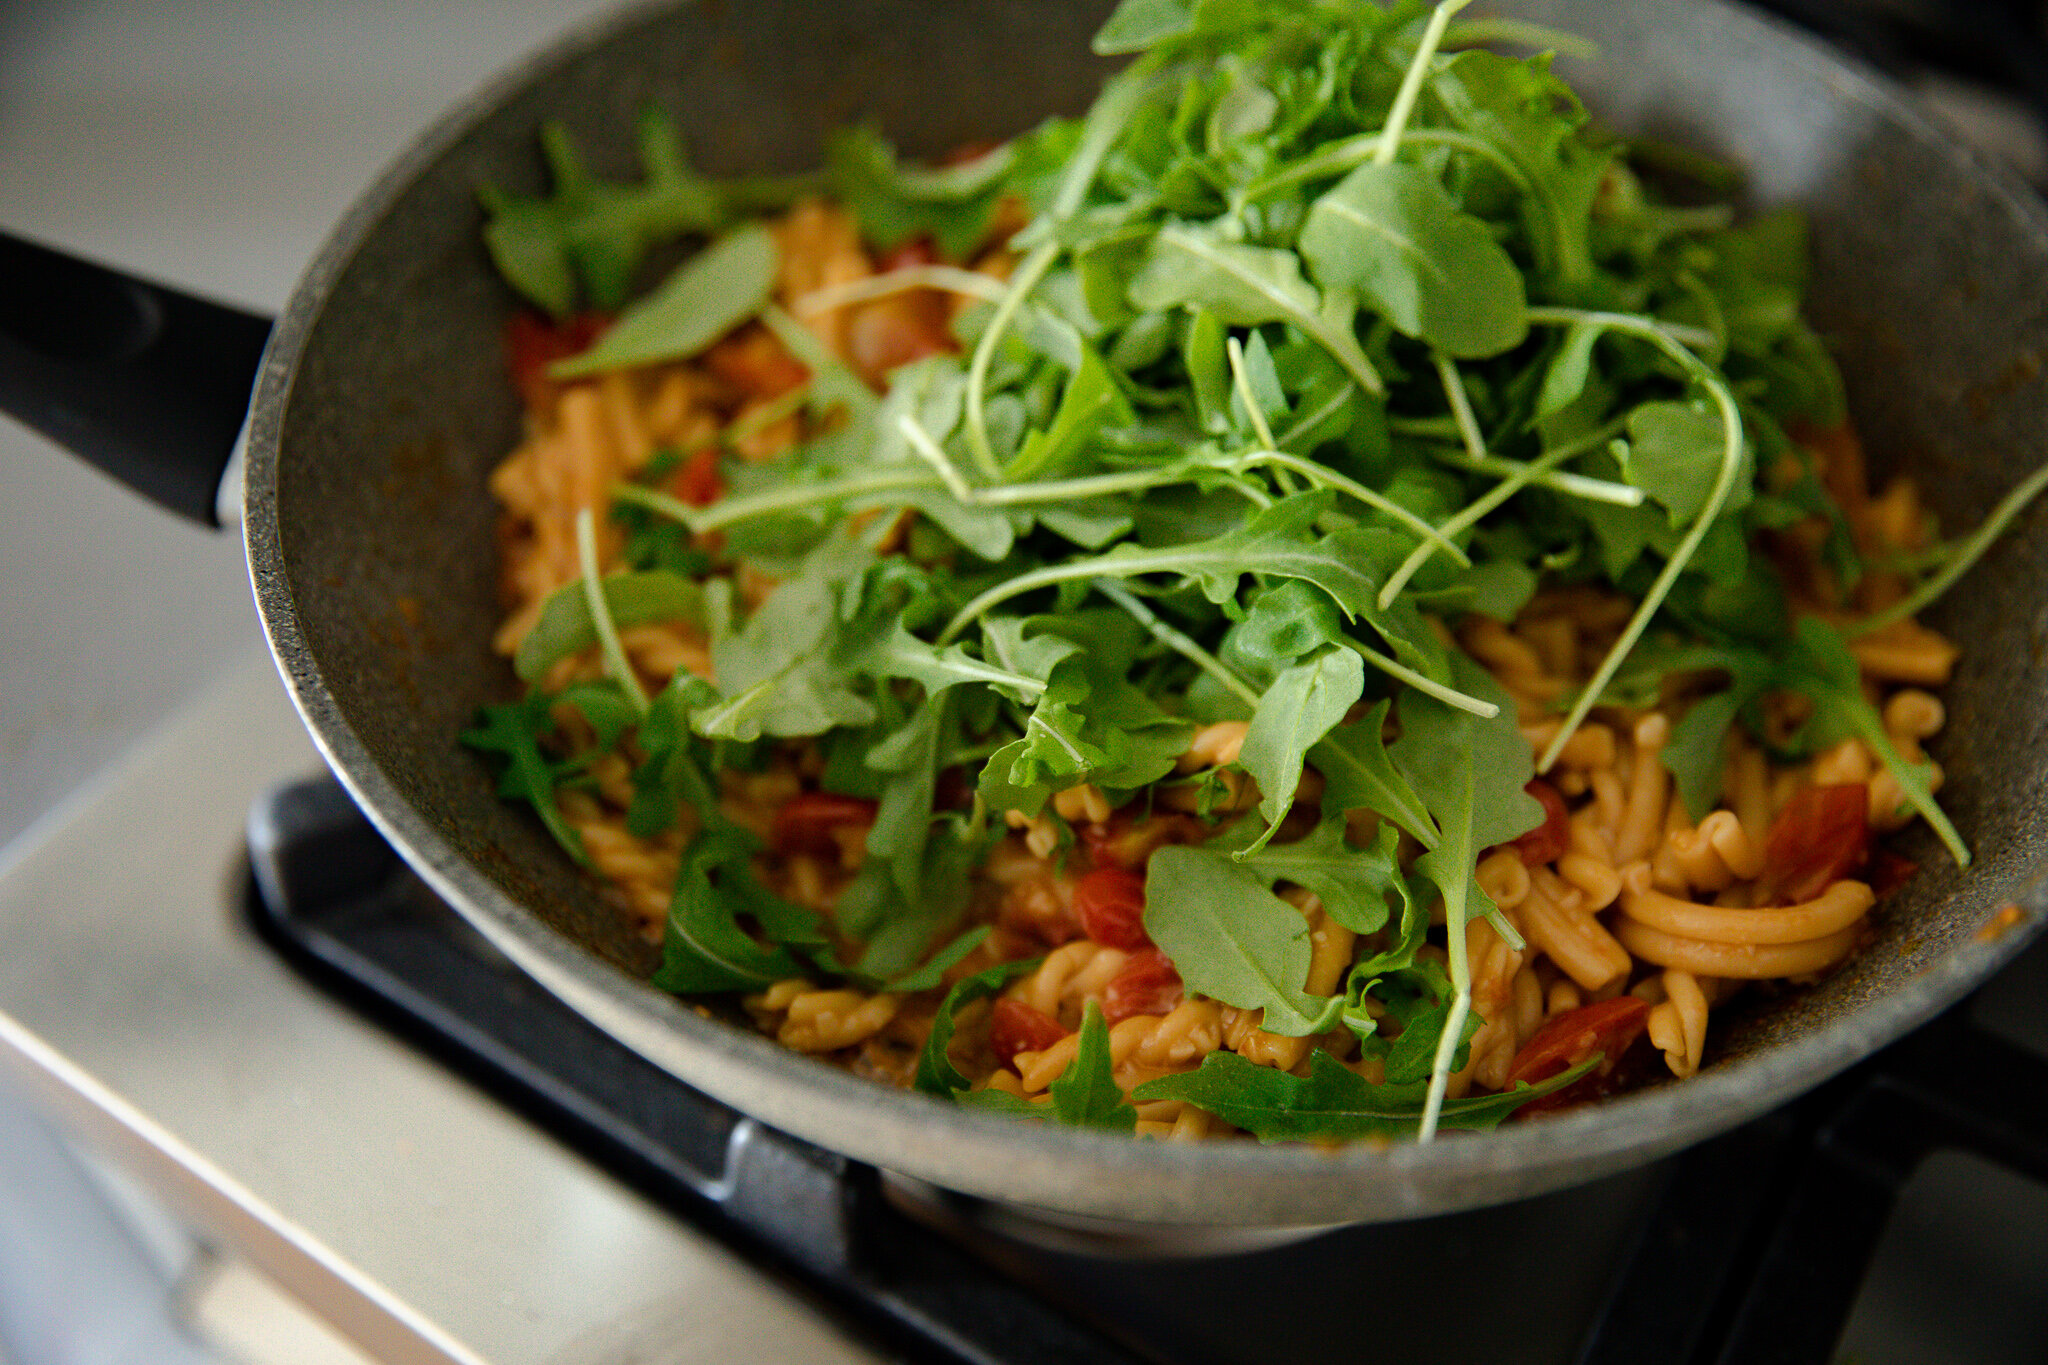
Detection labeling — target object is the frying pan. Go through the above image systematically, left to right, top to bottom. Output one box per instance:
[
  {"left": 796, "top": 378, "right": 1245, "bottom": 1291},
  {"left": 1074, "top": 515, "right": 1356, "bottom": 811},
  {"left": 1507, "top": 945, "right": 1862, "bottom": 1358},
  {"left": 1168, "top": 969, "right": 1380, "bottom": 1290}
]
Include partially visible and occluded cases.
[{"left": 4, "top": 0, "right": 2047, "bottom": 1228}]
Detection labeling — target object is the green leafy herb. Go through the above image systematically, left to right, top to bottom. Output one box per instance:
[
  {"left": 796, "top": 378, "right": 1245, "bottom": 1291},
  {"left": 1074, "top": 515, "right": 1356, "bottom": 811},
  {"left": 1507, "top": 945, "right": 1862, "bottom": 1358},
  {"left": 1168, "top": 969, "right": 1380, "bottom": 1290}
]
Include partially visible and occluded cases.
[
  {"left": 1298, "top": 161, "right": 1527, "bottom": 358},
  {"left": 551, "top": 224, "right": 779, "bottom": 378},
  {"left": 515, "top": 570, "right": 706, "bottom": 683},
  {"left": 1235, "top": 646, "right": 1364, "bottom": 854},
  {"left": 1143, "top": 845, "right": 1343, "bottom": 1037},
  {"left": 915, "top": 957, "right": 1043, "bottom": 1097},
  {"left": 1049, "top": 1001, "right": 1141, "bottom": 1129},
  {"left": 1132, "top": 1048, "right": 1594, "bottom": 1141}
]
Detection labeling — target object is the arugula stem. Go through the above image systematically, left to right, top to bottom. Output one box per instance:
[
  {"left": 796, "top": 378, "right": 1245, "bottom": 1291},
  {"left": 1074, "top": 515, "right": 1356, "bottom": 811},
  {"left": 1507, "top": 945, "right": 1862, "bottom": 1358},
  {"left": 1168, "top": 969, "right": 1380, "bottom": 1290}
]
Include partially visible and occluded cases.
[
  {"left": 1373, "top": 0, "right": 1472, "bottom": 167},
  {"left": 1442, "top": 16, "right": 1599, "bottom": 59},
  {"left": 964, "top": 67, "right": 1157, "bottom": 482},
  {"left": 1245, "top": 128, "right": 1535, "bottom": 210},
  {"left": 963, "top": 239, "right": 1058, "bottom": 481},
  {"left": 792, "top": 265, "right": 1010, "bottom": 315},
  {"left": 757, "top": 304, "right": 877, "bottom": 421},
  {"left": 1526, "top": 306, "right": 1716, "bottom": 352},
  {"left": 1528, "top": 310, "right": 1749, "bottom": 772},
  {"left": 1226, "top": 336, "right": 1285, "bottom": 453},
  {"left": 1227, "top": 336, "right": 1299, "bottom": 495},
  {"left": 1433, "top": 351, "right": 1487, "bottom": 467},
  {"left": 726, "top": 380, "right": 815, "bottom": 444},
  {"left": 1271, "top": 380, "right": 1355, "bottom": 449},
  {"left": 896, "top": 412, "right": 978, "bottom": 501},
  {"left": 1386, "top": 414, "right": 1460, "bottom": 438},
  {"left": 1379, "top": 441, "right": 1577, "bottom": 610},
  {"left": 1426, "top": 446, "right": 1645, "bottom": 506},
  {"left": 1231, "top": 449, "right": 1470, "bottom": 564},
  {"left": 1842, "top": 458, "right": 2048, "bottom": 639},
  {"left": 973, "top": 466, "right": 1190, "bottom": 505},
  {"left": 612, "top": 468, "right": 939, "bottom": 534},
  {"left": 574, "top": 506, "right": 650, "bottom": 717},
  {"left": 939, "top": 555, "right": 1177, "bottom": 644},
  {"left": 1095, "top": 578, "right": 1263, "bottom": 708},
  {"left": 1339, "top": 639, "right": 1497, "bottom": 718},
  {"left": 1852, "top": 707, "right": 1970, "bottom": 867},
  {"left": 1419, "top": 981, "right": 1472, "bottom": 1144}
]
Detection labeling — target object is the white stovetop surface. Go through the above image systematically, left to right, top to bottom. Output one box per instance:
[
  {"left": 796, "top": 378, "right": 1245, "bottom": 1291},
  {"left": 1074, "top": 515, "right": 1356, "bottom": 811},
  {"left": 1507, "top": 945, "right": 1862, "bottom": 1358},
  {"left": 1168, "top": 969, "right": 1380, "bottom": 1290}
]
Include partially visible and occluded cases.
[{"left": 0, "top": 4, "right": 873, "bottom": 1361}]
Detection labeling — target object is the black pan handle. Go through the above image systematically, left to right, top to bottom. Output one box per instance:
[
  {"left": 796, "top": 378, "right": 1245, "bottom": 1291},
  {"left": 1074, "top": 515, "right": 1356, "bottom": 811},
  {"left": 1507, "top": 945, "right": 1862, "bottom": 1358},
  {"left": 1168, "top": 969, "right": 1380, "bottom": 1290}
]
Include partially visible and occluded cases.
[{"left": 0, "top": 228, "right": 273, "bottom": 528}]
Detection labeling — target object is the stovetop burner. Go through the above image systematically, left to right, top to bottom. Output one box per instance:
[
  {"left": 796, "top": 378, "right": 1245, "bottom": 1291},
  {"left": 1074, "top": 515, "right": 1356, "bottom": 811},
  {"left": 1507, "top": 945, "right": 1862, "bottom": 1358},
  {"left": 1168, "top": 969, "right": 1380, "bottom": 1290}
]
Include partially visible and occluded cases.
[{"left": 243, "top": 776, "right": 2048, "bottom": 1365}]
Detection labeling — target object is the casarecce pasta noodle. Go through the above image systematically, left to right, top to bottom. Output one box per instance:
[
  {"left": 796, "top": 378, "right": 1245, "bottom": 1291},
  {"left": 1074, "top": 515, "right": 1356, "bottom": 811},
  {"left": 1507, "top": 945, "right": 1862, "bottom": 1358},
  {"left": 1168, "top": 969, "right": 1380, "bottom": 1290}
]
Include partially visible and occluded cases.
[{"left": 464, "top": 0, "right": 2047, "bottom": 1143}]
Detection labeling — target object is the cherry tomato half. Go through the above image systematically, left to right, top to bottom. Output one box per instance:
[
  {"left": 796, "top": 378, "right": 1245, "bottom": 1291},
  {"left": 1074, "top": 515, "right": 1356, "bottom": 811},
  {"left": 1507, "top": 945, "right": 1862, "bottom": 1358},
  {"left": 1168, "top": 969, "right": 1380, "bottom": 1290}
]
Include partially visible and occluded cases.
[
  {"left": 504, "top": 311, "right": 610, "bottom": 412},
  {"left": 671, "top": 444, "right": 722, "bottom": 508},
  {"left": 1512, "top": 778, "right": 1571, "bottom": 867},
  {"left": 1756, "top": 783, "right": 1869, "bottom": 904},
  {"left": 768, "top": 792, "right": 878, "bottom": 858},
  {"left": 1073, "top": 867, "right": 1150, "bottom": 950},
  {"left": 1102, "top": 948, "right": 1184, "bottom": 1025},
  {"left": 1505, "top": 996, "right": 1652, "bottom": 1117},
  {"left": 989, "top": 999, "right": 1069, "bottom": 1068}
]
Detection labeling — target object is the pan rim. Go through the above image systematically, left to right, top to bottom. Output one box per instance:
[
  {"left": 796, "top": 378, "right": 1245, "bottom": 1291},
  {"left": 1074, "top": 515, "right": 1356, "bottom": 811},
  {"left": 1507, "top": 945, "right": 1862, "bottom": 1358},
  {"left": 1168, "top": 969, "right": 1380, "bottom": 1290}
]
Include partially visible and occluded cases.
[{"left": 241, "top": 0, "right": 2048, "bottom": 1226}]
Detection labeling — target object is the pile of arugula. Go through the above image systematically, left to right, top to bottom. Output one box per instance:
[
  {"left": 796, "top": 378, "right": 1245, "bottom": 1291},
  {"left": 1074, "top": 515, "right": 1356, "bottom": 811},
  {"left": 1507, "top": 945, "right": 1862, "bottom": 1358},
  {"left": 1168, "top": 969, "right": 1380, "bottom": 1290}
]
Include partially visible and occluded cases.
[{"left": 467, "top": 0, "right": 2039, "bottom": 1142}]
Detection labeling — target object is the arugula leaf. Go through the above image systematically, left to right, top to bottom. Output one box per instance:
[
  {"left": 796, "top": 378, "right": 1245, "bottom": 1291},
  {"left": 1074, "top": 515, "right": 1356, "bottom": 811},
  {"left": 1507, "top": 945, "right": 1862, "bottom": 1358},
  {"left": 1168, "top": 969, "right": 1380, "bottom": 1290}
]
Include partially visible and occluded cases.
[
  {"left": 1431, "top": 49, "right": 1610, "bottom": 286},
  {"left": 478, "top": 107, "right": 736, "bottom": 315},
  {"left": 827, "top": 126, "right": 1009, "bottom": 259},
  {"left": 1298, "top": 161, "right": 1528, "bottom": 358},
  {"left": 551, "top": 224, "right": 778, "bottom": 377},
  {"left": 1127, "top": 224, "right": 1382, "bottom": 394},
  {"left": 1183, "top": 308, "right": 1234, "bottom": 434},
  {"left": 1006, "top": 343, "right": 1138, "bottom": 481},
  {"left": 1622, "top": 399, "right": 1752, "bottom": 526},
  {"left": 694, "top": 536, "right": 878, "bottom": 741},
  {"left": 514, "top": 571, "right": 706, "bottom": 683},
  {"left": 1226, "top": 578, "right": 1346, "bottom": 686},
  {"left": 1777, "top": 618, "right": 1969, "bottom": 866},
  {"left": 1235, "top": 646, "right": 1364, "bottom": 854},
  {"left": 1391, "top": 655, "right": 1542, "bottom": 933},
  {"left": 863, "top": 694, "right": 950, "bottom": 902},
  {"left": 460, "top": 695, "right": 590, "bottom": 864},
  {"left": 1230, "top": 813, "right": 1414, "bottom": 938},
  {"left": 837, "top": 815, "right": 996, "bottom": 979},
  {"left": 651, "top": 826, "right": 823, "bottom": 994},
  {"left": 1143, "top": 845, "right": 1343, "bottom": 1037},
  {"left": 880, "top": 924, "right": 991, "bottom": 995},
  {"left": 914, "top": 956, "right": 1045, "bottom": 1096},
  {"left": 1371, "top": 958, "right": 1483, "bottom": 1084},
  {"left": 1049, "top": 1001, "right": 1140, "bottom": 1129},
  {"left": 1132, "top": 1048, "right": 1593, "bottom": 1141}
]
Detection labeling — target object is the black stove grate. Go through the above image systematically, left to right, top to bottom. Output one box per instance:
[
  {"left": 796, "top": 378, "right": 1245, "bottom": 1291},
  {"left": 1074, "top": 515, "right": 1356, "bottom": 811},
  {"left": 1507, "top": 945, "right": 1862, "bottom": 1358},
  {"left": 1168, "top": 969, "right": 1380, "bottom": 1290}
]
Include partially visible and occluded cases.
[{"left": 243, "top": 776, "right": 2048, "bottom": 1365}]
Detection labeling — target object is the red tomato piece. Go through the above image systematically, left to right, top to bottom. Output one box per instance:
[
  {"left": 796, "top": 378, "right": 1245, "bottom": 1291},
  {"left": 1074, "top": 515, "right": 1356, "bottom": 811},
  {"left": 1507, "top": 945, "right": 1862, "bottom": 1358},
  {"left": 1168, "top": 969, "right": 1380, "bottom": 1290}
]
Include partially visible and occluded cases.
[
  {"left": 877, "top": 236, "right": 938, "bottom": 271},
  {"left": 846, "top": 293, "right": 954, "bottom": 382},
  {"left": 504, "top": 311, "right": 610, "bottom": 412},
  {"left": 702, "top": 323, "right": 808, "bottom": 400},
  {"left": 671, "top": 444, "right": 722, "bottom": 508},
  {"left": 1511, "top": 778, "right": 1571, "bottom": 867},
  {"left": 1756, "top": 783, "right": 1869, "bottom": 904},
  {"left": 768, "top": 792, "right": 878, "bottom": 858},
  {"left": 1867, "top": 847, "right": 1919, "bottom": 898},
  {"left": 1073, "top": 867, "right": 1150, "bottom": 950},
  {"left": 1102, "top": 948, "right": 1184, "bottom": 1025},
  {"left": 1505, "top": 996, "right": 1652, "bottom": 1117},
  {"left": 989, "top": 999, "right": 1070, "bottom": 1068}
]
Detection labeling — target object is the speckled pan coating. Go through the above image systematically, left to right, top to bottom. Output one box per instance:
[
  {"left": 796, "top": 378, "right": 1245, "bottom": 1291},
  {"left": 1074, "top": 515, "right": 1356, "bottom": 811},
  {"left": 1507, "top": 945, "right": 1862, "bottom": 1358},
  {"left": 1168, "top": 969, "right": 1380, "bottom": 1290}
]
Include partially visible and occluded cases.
[{"left": 242, "top": 0, "right": 2048, "bottom": 1227}]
